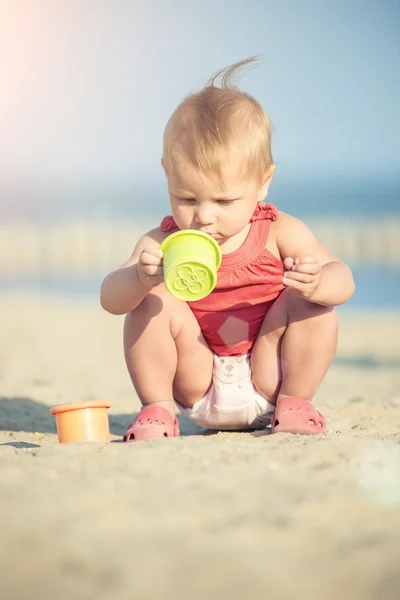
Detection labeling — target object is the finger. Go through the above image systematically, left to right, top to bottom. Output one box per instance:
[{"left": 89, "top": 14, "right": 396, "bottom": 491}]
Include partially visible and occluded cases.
[
  {"left": 142, "top": 246, "right": 163, "bottom": 259},
  {"left": 140, "top": 251, "right": 162, "bottom": 266},
  {"left": 294, "top": 255, "right": 318, "bottom": 265},
  {"left": 283, "top": 257, "right": 295, "bottom": 271},
  {"left": 290, "top": 263, "right": 320, "bottom": 275},
  {"left": 142, "top": 264, "right": 164, "bottom": 277},
  {"left": 151, "top": 266, "right": 164, "bottom": 277},
  {"left": 283, "top": 272, "right": 315, "bottom": 284},
  {"left": 141, "top": 275, "right": 164, "bottom": 287},
  {"left": 144, "top": 275, "right": 164, "bottom": 285},
  {"left": 282, "top": 277, "right": 309, "bottom": 292},
  {"left": 282, "top": 278, "right": 313, "bottom": 297}
]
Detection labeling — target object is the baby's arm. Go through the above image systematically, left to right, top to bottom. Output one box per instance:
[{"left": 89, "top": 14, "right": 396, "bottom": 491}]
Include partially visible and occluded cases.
[
  {"left": 276, "top": 213, "right": 355, "bottom": 307},
  {"left": 100, "top": 228, "right": 165, "bottom": 315}
]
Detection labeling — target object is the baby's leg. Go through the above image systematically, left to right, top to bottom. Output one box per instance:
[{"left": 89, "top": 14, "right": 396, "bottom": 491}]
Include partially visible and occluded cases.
[
  {"left": 124, "top": 284, "right": 214, "bottom": 416},
  {"left": 251, "top": 288, "right": 338, "bottom": 405}
]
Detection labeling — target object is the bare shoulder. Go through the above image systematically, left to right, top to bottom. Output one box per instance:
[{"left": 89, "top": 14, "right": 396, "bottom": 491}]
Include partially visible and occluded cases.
[
  {"left": 273, "top": 211, "right": 339, "bottom": 266},
  {"left": 273, "top": 211, "right": 308, "bottom": 238},
  {"left": 120, "top": 227, "right": 170, "bottom": 269}
]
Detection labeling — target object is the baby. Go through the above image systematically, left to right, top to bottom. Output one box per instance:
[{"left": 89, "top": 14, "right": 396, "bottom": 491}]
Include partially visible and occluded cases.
[{"left": 100, "top": 56, "right": 355, "bottom": 441}]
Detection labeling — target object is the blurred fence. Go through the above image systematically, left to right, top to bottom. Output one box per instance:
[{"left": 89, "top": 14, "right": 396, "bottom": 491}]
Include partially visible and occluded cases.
[{"left": 0, "top": 218, "right": 398, "bottom": 276}]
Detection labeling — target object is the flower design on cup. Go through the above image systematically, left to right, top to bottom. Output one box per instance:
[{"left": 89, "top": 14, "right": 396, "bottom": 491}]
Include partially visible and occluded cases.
[{"left": 173, "top": 265, "right": 208, "bottom": 295}]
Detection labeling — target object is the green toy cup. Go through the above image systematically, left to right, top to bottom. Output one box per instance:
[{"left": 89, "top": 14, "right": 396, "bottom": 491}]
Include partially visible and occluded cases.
[{"left": 160, "top": 230, "right": 222, "bottom": 301}]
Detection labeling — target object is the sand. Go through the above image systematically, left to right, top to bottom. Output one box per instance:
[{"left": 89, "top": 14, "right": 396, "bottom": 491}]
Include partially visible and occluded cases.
[{"left": 1, "top": 292, "right": 400, "bottom": 600}]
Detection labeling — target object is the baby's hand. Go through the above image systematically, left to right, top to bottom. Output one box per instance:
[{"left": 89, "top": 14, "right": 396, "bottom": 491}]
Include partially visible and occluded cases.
[
  {"left": 136, "top": 244, "right": 164, "bottom": 288},
  {"left": 282, "top": 255, "right": 322, "bottom": 300}
]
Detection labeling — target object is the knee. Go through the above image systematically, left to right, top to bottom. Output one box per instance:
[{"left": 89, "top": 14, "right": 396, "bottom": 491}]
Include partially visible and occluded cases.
[
  {"left": 125, "top": 284, "right": 188, "bottom": 324},
  {"left": 124, "top": 285, "right": 171, "bottom": 341}
]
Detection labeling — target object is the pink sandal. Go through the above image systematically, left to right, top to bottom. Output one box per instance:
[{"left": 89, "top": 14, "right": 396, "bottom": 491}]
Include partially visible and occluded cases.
[
  {"left": 271, "top": 396, "right": 326, "bottom": 435},
  {"left": 122, "top": 405, "right": 180, "bottom": 442}
]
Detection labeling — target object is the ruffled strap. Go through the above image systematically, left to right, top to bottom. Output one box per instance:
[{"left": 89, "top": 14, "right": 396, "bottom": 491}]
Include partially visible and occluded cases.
[
  {"left": 160, "top": 202, "right": 277, "bottom": 231},
  {"left": 250, "top": 202, "right": 278, "bottom": 222},
  {"left": 160, "top": 215, "right": 180, "bottom": 232}
]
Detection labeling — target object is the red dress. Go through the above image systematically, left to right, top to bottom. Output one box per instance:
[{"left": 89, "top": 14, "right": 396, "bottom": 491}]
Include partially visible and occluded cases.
[{"left": 160, "top": 202, "right": 285, "bottom": 356}]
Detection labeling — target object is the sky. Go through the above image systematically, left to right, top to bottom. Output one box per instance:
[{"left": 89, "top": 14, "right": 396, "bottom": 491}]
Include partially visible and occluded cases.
[{"left": 0, "top": 0, "right": 399, "bottom": 211}]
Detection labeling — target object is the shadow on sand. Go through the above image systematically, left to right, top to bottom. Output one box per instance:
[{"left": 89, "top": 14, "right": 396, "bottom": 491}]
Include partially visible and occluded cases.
[
  {"left": 1, "top": 352, "right": 396, "bottom": 444},
  {"left": 0, "top": 395, "right": 204, "bottom": 440},
  {"left": 0, "top": 396, "right": 268, "bottom": 443}
]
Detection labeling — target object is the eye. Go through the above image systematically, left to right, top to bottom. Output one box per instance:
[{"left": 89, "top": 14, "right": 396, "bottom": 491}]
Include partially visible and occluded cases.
[
  {"left": 178, "top": 197, "right": 196, "bottom": 204},
  {"left": 217, "top": 199, "right": 234, "bottom": 206}
]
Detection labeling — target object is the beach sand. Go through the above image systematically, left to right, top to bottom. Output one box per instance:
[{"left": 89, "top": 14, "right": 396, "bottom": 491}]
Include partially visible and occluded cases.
[{"left": 1, "top": 292, "right": 400, "bottom": 600}]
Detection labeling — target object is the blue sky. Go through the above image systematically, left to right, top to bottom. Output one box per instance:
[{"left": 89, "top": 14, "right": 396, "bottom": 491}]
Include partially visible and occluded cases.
[{"left": 0, "top": 0, "right": 399, "bottom": 189}]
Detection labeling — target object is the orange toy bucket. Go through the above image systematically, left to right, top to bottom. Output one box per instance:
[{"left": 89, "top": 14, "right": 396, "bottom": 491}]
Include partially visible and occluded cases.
[{"left": 49, "top": 401, "right": 111, "bottom": 443}]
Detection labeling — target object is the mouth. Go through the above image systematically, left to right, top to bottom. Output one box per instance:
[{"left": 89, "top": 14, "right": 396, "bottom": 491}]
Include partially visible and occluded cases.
[{"left": 199, "top": 231, "right": 219, "bottom": 239}]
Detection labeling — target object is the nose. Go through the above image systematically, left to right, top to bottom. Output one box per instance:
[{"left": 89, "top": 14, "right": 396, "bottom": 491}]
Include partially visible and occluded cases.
[{"left": 194, "top": 204, "right": 216, "bottom": 227}]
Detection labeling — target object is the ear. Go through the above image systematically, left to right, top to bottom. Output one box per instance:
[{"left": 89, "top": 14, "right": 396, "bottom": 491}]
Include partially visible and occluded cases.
[
  {"left": 161, "top": 157, "right": 164, "bottom": 168},
  {"left": 257, "top": 164, "right": 276, "bottom": 201}
]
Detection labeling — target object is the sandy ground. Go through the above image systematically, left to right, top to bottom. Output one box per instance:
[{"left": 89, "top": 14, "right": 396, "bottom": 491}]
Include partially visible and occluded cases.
[{"left": 1, "top": 292, "right": 400, "bottom": 600}]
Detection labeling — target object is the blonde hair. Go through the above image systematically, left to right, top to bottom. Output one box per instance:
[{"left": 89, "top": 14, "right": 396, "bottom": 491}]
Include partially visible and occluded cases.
[{"left": 162, "top": 56, "right": 273, "bottom": 190}]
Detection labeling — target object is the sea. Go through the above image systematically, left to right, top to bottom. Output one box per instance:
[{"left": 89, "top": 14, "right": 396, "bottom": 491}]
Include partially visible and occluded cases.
[{"left": 1, "top": 175, "right": 399, "bottom": 310}]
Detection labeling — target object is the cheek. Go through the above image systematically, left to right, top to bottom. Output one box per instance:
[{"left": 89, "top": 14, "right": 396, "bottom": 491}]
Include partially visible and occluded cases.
[
  {"left": 172, "top": 205, "right": 193, "bottom": 227},
  {"left": 224, "top": 207, "right": 252, "bottom": 229}
]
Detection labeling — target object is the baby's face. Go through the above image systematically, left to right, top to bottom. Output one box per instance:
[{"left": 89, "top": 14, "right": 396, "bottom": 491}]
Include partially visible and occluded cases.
[{"left": 164, "top": 156, "right": 274, "bottom": 247}]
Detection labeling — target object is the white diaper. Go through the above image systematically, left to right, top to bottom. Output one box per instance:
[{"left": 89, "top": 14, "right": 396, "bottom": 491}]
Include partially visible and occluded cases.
[{"left": 175, "top": 354, "right": 275, "bottom": 431}]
